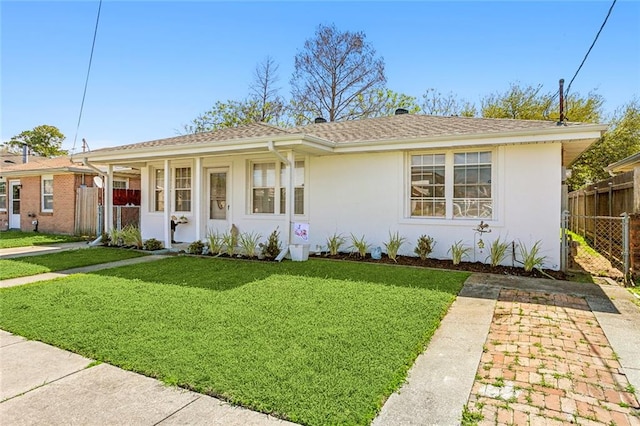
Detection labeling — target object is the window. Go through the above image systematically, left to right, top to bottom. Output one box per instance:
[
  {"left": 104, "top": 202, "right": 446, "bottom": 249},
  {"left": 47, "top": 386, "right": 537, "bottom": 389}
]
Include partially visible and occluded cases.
[
  {"left": 410, "top": 151, "right": 492, "bottom": 219},
  {"left": 453, "top": 152, "right": 492, "bottom": 218},
  {"left": 410, "top": 154, "right": 445, "bottom": 217},
  {"left": 251, "top": 160, "right": 305, "bottom": 215},
  {"left": 174, "top": 167, "right": 191, "bottom": 212},
  {"left": 154, "top": 169, "right": 164, "bottom": 212},
  {"left": 42, "top": 175, "right": 54, "bottom": 212},
  {"left": 0, "top": 179, "right": 6, "bottom": 211},
  {"left": 112, "top": 179, "right": 128, "bottom": 189}
]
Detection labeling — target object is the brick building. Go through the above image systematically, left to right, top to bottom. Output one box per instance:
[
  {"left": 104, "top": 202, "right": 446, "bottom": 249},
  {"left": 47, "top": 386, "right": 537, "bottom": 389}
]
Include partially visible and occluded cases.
[{"left": 0, "top": 156, "right": 139, "bottom": 235}]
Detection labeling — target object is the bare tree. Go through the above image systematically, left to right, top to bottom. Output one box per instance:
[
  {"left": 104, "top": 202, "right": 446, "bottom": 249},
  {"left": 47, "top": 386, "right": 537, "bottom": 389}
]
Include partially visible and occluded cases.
[
  {"left": 290, "top": 24, "right": 386, "bottom": 124},
  {"left": 249, "top": 56, "right": 285, "bottom": 123},
  {"left": 421, "top": 88, "right": 477, "bottom": 117}
]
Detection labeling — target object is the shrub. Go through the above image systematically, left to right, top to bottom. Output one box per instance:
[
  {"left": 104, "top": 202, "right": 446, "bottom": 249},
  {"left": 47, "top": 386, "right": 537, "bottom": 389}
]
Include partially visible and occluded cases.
[
  {"left": 121, "top": 225, "right": 143, "bottom": 249},
  {"left": 108, "top": 228, "right": 123, "bottom": 247},
  {"left": 260, "top": 228, "right": 282, "bottom": 258},
  {"left": 206, "top": 229, "right": 224, "bottom": 255},
  {"left": 222, "top": 231, "right": 238, "bottom": 256},
  {"left": 239, "top": 231, "right": 262, "bottom": 258},
  {"left": 384, "top": 231, "right": 406, "bottom": 263},
  {"left": 326, "top": 233, "right": 346, "bottom": 256},
  {"left": 349, "top": 234, "right": 369, "bottom": 258},
  {"left": 414, "top": 235, "right": 435, "bottom": 260},
  {"left": 487, "top": 237, "right": 509, "bottom": 267},
  {"left": 143, "top": 238, "right": 163, "bottom": 251},
  {"left": 188, "top": 240, "right": 205, "bottom": 255},
  {"left": 448, "top": 240, "right": 471, "bottom": 265},
  {"left": 519, "top": 240, "right": 546, "bottom": 272}
]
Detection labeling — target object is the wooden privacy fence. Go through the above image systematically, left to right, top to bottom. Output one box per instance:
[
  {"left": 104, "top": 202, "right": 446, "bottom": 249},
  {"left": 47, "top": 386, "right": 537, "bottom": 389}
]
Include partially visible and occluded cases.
[
  {"left": 567, "top": 171, "right": 635, "bottom": 218},
  {"left": 75, "top": 186, "right": 99, "bottom": 236}
]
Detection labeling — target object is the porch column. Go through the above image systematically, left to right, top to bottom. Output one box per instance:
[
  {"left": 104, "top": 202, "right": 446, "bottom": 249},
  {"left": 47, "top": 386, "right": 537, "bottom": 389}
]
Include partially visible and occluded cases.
[
  {"left": 286, "top": 151, "right": 295, "bottom": 245},
  {"left": 194, "top": 157, "right": 202, "bottom": 241},
  {"left": 163, "top": 159, "right": 171, "bottom": 249},
  {"left": 105, "top": 164, "right": 113, "bottom": 232}
]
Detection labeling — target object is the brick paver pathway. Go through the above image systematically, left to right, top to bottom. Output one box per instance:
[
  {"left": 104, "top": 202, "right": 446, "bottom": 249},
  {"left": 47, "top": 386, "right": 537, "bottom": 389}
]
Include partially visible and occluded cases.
[{"left": 466, "top": 289, "right": 640, "bottom": 425}]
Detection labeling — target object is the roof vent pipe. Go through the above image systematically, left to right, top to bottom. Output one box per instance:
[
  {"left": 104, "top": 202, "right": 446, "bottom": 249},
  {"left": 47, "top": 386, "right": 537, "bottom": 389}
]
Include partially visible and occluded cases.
[
  {"left": 558, "top": 78, "right": 565, "bottom": 125},
  {"left": 395, "top": 108, "right": 409, "bottom": 115},
  {"left": 314, "top": 117, "right": 327, "bottom": 124}
]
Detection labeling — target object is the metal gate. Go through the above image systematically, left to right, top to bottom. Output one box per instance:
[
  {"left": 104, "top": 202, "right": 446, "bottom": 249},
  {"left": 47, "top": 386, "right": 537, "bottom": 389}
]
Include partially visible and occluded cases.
[{"left": 563, "top": 211, "right": 631, "bottom": 283}]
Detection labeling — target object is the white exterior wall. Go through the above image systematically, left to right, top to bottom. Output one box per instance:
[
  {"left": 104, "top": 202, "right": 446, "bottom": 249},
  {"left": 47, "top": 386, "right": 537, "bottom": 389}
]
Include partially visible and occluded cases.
[{"left": 138, "top": 142, "right": 563, "bottom": 269}]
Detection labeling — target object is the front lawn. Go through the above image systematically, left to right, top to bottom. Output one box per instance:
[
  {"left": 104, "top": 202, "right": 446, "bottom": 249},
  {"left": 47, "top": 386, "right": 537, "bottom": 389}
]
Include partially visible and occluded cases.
[
  {"left": 0, "top": 230, "right": 85, "bottom": 249},
  {"left": 0, "top": 247, "right": 148, "bottom": 280},
  {"left": 0, "top": 257, "right": 469, "bottom": 425}
]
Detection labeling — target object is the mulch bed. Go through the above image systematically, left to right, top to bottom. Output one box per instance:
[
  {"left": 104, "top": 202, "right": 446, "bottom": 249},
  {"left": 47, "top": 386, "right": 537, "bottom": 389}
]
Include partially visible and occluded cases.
[{"left": 314, "top": 253, "right": 567, "bottom": 280}]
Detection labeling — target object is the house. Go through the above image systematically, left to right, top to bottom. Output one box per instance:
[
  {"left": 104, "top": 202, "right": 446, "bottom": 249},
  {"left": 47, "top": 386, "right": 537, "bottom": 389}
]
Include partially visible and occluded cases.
[
  {"left": 81, "top": 113, "right": 606, "bottom": 270},
  {"left": 0, "top": 156, "right": 140, "bottom": 235}
]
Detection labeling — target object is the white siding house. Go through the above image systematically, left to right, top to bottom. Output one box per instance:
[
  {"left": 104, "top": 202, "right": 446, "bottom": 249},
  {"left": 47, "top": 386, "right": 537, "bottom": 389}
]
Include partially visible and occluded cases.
[{"left": 83, "top": 114, "right": 606, "bottom": 270}]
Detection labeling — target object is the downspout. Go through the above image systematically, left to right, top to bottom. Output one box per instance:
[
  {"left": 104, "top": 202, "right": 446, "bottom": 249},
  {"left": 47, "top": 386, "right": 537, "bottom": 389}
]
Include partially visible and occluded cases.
[
  {"left": 267, "top": 141, "right": 293, "bottom": 259},
  {"left": 83, "top": 159, "right": 107, "bottom": 245}
]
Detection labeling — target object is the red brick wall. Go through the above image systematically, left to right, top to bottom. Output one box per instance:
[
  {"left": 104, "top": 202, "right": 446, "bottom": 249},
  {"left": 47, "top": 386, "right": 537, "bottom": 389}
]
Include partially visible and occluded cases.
[{"left": 19, "top": 174, "right": 77, "bottom": 235}]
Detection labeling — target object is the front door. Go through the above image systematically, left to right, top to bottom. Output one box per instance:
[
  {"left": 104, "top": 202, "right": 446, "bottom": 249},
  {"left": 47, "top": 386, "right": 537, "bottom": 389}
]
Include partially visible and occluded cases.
[
  {"left": 207, "top": 168, "right": 230, "bottom": 232},
  {"left": 9, "top": 181, "right": 21, "bottom": 229}
]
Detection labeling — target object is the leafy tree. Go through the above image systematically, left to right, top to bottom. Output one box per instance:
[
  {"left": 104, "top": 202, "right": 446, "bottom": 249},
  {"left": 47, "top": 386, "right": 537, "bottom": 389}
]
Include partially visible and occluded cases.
[
  {"left": 290, "top": 23, "right": 386, "bottom": 124},
  {"left": 480, "top": 82, "right": 604, "bottom": 123},
  {"left": 421, "top": 88, "right": 477, "bottom": 117},
  {"left": 354, "top": 89, "right": 420, "bottom": 118},
  {"left": 181, "top": 99, "right": 264, "bottom": 134},
  {"left": 568, "top": 100, "right": 640, "bottom": 190},
  {"left": 3, "top": 125, "right": 67, "bottom": 157}
]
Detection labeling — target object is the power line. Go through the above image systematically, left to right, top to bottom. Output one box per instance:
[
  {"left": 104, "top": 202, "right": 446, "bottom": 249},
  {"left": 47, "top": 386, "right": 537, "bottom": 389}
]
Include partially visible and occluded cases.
[
  {"left": 71, "top": 0, "right": 103, "bottom": 156},
  {"left": 564, "top": 0, "right": 617, "bottom": 100}
]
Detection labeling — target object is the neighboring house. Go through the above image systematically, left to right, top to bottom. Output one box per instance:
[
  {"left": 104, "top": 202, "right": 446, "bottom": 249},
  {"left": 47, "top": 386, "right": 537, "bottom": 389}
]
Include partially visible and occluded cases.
[
  {"left": 82, "top": 113, "right": 606, "bottom": 270},
  {"left": 0, "top": 156, "right": 140, "bottom": 235}
]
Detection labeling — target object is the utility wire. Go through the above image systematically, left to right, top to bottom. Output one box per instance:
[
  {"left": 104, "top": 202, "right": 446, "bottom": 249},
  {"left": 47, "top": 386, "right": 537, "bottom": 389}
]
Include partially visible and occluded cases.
[
  {"left": 71, "top": 0, "right": 103, "bottom": 156},
  {"left": 564, "top": 0, "right": 617, "bottom": 100}
]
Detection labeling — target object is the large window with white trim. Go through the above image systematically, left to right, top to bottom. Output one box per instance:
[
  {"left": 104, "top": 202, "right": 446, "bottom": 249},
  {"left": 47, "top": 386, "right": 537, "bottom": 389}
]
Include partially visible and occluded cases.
[
  {"left": 410, "top": 151, "right": 493, "bottom": 219},
  {"left": 251, "top": 160, "right": 304, "bottom": 215},
  {"left": 174, "top": 167, "right": 191, "bottom": 212},
  {"left": 153, "top": 168, "right": 164, "bottom": 212},
  {"left": 41, "top": 175, "right": 54, "bottom": 212}
]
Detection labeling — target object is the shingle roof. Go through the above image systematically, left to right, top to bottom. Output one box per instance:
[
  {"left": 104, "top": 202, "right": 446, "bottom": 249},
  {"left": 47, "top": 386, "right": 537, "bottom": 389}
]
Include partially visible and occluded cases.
[
  {"left": 87, "top": 114, "right": 599, "bottom": 155},
  {"left": 293, "top": 114, "right": 586, "bottom": 143},
  {"left": 97, "top": 122, "right": 292, "bottom": 153},
  {"left": 0, "top": 155, "right": 90, "bottom": 173}
]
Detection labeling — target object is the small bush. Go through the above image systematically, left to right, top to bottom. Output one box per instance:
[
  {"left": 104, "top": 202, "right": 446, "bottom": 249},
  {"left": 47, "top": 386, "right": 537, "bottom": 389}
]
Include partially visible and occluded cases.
[
  {"left": 121, "top": 225, "right": 143, "bottom": 249},
  {"left": 108, "top": 228, "right": 123, "bottom": 247},
  {"left": 260, "top": 228, "right": 282, "bottom": 258},
  {"left": 206, "top": 229, "right": 224, "bottom": 255},
  {"left": 222, "top": 231, "right": 238, "bottom": 256},
  {"left": 239, "top": 231, "right": 262, "bottom": 258},
  {"left": 384, "top": 231, "right": 406, "bottom": 263},
  {"left": 326, "top": 233, "right": 346, "bottom": 256},
  {"left": 349, "top": 234, "right": 369, "bottom": 258},
  {"left": 414, "top": 235, "right": 435, "bottom": 260},
  {"left": 487, "top": 237, "right": 509, "bottom": 267},
  {"left": 143, "top": 238, "right": 163, "bottom": 251},
  {"left": 188, "top": 240, "right": 205, "bottom": 255},
  {"left": 448, "top": 240, "right": 471, "bottom": 265},
  {"left": 519, "top": 240, "right": 546, "bottom": 272}
]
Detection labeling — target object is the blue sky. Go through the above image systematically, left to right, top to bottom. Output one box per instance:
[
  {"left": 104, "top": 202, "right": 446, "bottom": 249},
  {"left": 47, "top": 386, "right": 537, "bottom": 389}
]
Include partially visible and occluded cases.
[{"left": 1, "top": 1, "right": 639, "bottom": 152}]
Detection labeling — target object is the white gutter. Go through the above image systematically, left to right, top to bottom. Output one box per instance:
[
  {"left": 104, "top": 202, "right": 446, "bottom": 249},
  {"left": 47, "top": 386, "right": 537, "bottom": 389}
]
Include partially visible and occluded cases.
[
  {"left": 267, "top": 141, "right": 293, "bottom": 260},
  {"left": 83, "top": 159, "right": 108, "bottom": 246}
]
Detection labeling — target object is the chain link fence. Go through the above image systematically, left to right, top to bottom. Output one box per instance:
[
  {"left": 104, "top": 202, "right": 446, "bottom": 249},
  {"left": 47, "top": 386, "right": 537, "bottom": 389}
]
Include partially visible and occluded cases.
[{"left": 564, "top": 212, "right": 631, "bottom": 282}]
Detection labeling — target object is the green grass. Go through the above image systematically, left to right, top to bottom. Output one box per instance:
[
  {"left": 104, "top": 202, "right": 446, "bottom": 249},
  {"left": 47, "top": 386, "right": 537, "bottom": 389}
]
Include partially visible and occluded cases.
[
  {"left": 0, "top": 230, "right": 85, "bottom": 249},
  {"left": 567, "top": 230, "right": 600, "bottom": 257},
  {"left": 0, "top": 248, "right": 148, "bottom": 280},
  {"left": 0, "top": 257, "right": 468, "bottom": 425}
]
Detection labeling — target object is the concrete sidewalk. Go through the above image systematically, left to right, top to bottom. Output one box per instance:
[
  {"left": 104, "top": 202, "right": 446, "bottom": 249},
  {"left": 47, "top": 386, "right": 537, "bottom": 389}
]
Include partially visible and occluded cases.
[{"left": 0, "top": 241, "right": 91, "bottom": 259}]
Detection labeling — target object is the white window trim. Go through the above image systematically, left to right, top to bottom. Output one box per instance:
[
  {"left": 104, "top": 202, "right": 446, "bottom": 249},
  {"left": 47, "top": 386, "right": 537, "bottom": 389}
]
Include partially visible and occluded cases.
[
  {"left": 405, "top": 149, "right": 497, "bottom": 223},
  {"left": 248, "top": 158, "right": 306, "bottom": 216},
  {"left": 173, "top": 166, "right": 192, "bottom": 213},
  {"left": 150, "top": 167, "right": 165, "bottom": 213},
  {"left": 41, "top": 174, "right": 54, "bottom": 213},
  {"left": 0, "top": 178, "right": 6, "bottom": 212},
  {"left": 112, "top": 178, "right": 129, "bottom": 189}
]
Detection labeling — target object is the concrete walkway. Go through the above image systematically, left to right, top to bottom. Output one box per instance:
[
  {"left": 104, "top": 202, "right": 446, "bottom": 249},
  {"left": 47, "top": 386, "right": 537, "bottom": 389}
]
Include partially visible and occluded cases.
[
  {"left": 0, "top": 241, "right": 90, "bottom": 259},
  {"left": 1, "top": 253, "right": 639, "bottom": 425}
]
